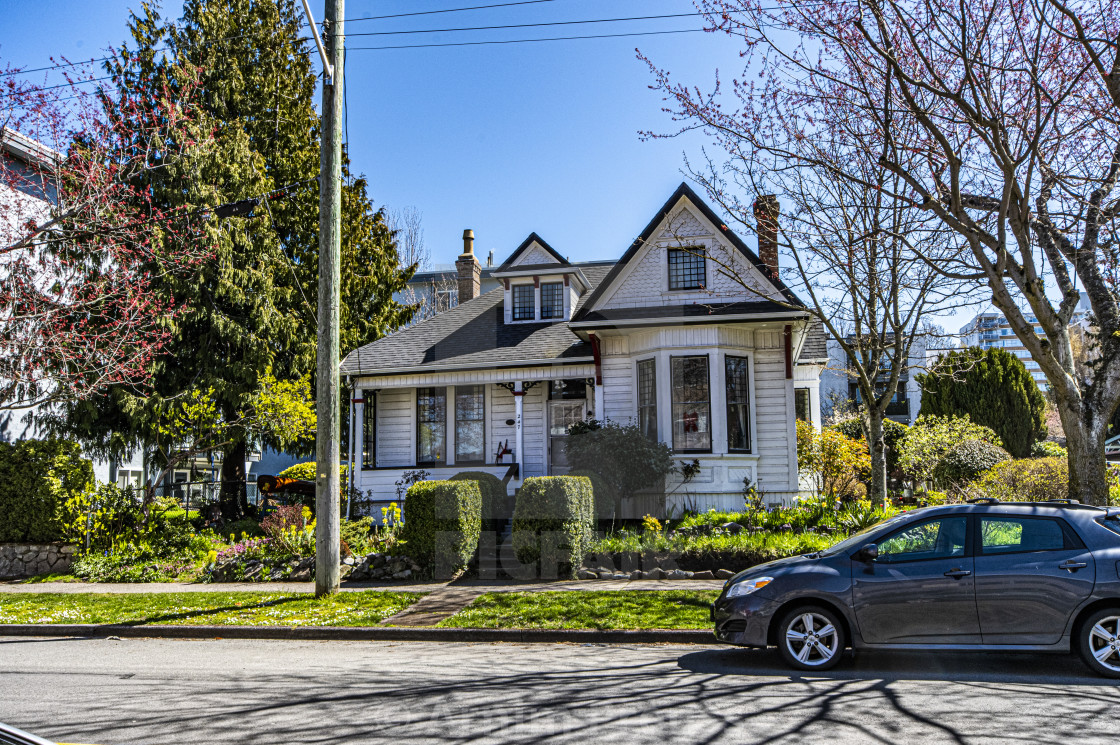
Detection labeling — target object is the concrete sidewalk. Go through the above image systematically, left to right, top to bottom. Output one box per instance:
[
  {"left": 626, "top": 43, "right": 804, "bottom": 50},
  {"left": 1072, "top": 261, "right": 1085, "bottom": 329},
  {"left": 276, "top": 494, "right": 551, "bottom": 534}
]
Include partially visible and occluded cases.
[{"left": 0, "top": 578, "right": 724, "bottom": 594}]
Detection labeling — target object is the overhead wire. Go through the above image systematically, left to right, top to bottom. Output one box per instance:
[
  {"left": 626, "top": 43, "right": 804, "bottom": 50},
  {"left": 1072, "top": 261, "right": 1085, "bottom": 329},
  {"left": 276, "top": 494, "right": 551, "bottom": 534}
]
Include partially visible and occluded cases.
[
  {"left": 343, "top": 11, "right": 701, "bottom": 37},
  {"left": 348, "top": 28, "right": 706, "bottom": 50}
]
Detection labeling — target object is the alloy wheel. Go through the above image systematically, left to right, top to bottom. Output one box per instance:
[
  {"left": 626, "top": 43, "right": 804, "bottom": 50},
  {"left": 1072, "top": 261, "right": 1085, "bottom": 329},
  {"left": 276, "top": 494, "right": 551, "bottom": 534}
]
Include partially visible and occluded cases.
[
  {"left": 783, "top": 611, "right": 840, "bottom": 667},
  {"left": 1087, "top": 615, "right": 1120, "bottom": 673}
]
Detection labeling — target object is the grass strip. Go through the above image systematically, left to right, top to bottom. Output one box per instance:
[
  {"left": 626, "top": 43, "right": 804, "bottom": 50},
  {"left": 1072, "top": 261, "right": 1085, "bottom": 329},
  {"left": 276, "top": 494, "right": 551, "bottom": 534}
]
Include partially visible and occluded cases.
[
  {"left": 436, "top": 590, "right": 719, "bottom": 630},
  {"left": 0, "top": 591, "right": 424, "bottom": 627}
]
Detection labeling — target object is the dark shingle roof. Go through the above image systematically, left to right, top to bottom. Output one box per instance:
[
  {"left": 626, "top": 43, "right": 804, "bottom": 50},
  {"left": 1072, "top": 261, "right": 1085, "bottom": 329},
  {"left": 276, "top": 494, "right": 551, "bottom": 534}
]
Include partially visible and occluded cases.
[
  {"left": 341, "top": 264, "right": 614, "bottom": 376},
  {"left": 572, "top": 301, "right": 804, "bottom": 328},
  {"left": 798, "top": 320, "right": 829, "bottom": 362}
]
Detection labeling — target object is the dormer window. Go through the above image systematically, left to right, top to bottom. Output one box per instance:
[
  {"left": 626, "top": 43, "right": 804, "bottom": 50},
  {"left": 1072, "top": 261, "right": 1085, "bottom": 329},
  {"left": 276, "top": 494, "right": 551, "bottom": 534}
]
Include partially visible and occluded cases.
[
  {"left": 668, "top": 247, "right": 706, "bottom": 290},
  {"left": 540, "top": 282, "right": 564, "bottom": 319},
  {"left": 512, "top": 284, "right": 535, "bottom": 320}
]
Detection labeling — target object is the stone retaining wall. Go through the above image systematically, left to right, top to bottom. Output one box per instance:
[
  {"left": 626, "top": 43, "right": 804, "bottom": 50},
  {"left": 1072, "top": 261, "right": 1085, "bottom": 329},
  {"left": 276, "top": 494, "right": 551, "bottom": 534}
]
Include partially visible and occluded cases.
[{"left": 0, "top": 543, "right": 77, "bottom": 579}]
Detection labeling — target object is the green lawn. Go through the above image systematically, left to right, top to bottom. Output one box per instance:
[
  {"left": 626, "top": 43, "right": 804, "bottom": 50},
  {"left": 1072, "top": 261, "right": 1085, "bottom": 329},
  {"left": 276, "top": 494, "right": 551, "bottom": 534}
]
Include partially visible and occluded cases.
[
  {"left": 436, "top": 590, "right": 720, "bottom": 630},
  {"left": 0, "top": 591, "right": 424, "bottom": 627}
]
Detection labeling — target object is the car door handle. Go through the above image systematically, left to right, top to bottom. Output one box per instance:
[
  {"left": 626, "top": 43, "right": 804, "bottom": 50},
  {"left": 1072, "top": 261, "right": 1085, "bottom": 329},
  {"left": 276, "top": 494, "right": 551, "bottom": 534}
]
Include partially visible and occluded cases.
[
  {"left": 1059, "top": 561, "right": 1088, "bottom": 571},
  {"left": 944, "top": 568, "right": 972, "bottom": 579}
]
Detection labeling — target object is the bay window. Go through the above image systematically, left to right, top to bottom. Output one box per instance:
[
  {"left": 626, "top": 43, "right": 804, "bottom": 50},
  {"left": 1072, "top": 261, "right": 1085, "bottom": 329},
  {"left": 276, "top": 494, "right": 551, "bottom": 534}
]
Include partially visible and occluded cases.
[
  {"left": 671, "top": 355, "right": 711, "bottom": 452},
  {"left": 725, "top": 356, "right": 751, "bottom": 452},
  {"left": 637, "top": 359, "right": 657, "bottom": 441},
  {"left": 416, "top": 387, "right": 446, "bottom": 464}
]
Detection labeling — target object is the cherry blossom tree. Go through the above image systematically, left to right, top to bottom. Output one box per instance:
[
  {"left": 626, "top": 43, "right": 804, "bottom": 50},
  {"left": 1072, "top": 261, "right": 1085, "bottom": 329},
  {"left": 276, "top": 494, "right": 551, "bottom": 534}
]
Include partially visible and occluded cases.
[
  {"left": 648, "top": 0, "right": 1120, "bottom": 504},
  {"left": 0, "top": 58, "right": 212, "bottom": 411}
]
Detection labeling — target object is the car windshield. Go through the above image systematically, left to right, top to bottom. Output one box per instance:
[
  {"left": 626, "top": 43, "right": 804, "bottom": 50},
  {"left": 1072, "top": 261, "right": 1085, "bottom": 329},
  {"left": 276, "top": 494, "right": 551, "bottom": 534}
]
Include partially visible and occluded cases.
[{"left": 819, "top": 511, "right": 913, "bottom": 556}]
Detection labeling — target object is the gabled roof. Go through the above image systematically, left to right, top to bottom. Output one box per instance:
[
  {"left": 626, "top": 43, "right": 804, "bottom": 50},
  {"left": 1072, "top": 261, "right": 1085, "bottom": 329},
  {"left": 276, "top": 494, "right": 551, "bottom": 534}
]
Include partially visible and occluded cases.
[
  {"left": 573, "top": 182, "right": 805, "bottom": 321},
  {"left": 496, "top": 232, "right": 568, "bottom": 271},
  {"left": 342, "top": 263, "right": 613, "bottom": 377}
]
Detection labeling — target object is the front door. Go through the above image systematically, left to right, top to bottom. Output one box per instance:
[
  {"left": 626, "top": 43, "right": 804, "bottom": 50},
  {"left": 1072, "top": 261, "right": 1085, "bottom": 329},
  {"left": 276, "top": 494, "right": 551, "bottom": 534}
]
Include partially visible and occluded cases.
[
  {"left": 548, "top": 400, "right": 586, "bottom": 475},
  {"left": 852, "top": 515, "right": 981, "bottom": 644},
  {"left": 974, "top": 515, "right": 1095, "bottom": 645}
]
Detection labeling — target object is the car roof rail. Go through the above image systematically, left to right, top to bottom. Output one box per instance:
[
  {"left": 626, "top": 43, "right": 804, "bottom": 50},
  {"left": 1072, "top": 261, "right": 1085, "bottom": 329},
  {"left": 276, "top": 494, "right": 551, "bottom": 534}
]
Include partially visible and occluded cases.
[
  {"left": 966, "top": 497, "right": 1000, "bottom": 504},
  {"left": 1038, "top": 499, "right": 1081, "bottom": 505}
]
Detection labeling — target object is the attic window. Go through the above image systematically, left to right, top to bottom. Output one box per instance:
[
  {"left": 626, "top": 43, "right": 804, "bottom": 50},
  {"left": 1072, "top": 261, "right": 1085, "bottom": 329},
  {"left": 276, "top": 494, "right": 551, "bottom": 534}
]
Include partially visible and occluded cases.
[
  {"left": 668, "top": 247, "right": 705, "bottom": 290},
  {"left": 540, "top": 282, "right": 564, "bottom": 319},
  {"left": 512, "top": 284, "right": 535, "bottom": 321}
]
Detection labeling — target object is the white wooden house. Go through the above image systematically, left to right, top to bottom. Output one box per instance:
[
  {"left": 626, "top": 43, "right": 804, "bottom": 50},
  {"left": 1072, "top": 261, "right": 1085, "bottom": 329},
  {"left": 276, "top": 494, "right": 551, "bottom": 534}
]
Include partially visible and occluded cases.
[{"left": 341, "top": 183, "right": 823, "bottom": 516}]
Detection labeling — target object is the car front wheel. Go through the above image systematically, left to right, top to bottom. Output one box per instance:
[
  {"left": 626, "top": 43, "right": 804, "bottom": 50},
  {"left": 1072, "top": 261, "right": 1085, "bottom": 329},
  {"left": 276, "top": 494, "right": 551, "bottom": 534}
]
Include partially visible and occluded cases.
[
  {"left": 776, "top": 605, "right": 845, "bottom": 672},
  {"left": 1078, "top": 609, "right": 1120, "bottom": 678}
]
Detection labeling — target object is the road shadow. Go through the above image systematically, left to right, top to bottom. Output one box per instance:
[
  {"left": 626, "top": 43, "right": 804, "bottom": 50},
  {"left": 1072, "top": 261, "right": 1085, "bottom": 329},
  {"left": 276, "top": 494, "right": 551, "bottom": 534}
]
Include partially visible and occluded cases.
[{"left": 678, "top": 646, "right": 1101, "bottom": 684}]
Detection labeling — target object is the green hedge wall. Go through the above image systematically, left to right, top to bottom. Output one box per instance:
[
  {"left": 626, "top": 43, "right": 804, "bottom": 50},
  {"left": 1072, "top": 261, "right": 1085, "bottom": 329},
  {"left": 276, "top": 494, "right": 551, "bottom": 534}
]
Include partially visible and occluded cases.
[
  {"left": 0, "top": 439, "right": 94, "bottom": 543},
  {"left": 566, "top": 469, "right": 617, "bottom": 521},
  {"left": 450, "top": 471, "right": 507, "bottom": 523},
  {"left": 512, "top": 476, "right": 594, "bottom": 579},
  {"left": 402, "top": 480, "right": 482, "bottom": 578}
]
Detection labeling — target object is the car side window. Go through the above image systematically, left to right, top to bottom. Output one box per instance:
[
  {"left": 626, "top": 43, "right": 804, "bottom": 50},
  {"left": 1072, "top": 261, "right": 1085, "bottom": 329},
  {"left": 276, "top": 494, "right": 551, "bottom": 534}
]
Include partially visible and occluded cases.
[
  {"left": 876, "top": 517, "right": 968, "bottom": 563},
  {"left": 980, "top": 517, "right": 1066, "bottom": 554}
]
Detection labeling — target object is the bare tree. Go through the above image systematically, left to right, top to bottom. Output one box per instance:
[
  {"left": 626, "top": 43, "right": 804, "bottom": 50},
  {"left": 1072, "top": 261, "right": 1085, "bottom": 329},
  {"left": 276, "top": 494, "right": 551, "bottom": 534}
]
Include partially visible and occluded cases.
[
  {"left": 648, "top": 0, "right": 1120, "bottom": 504},
  {"left": 389, "top": 206, "right": 460, "bottom": 324}
]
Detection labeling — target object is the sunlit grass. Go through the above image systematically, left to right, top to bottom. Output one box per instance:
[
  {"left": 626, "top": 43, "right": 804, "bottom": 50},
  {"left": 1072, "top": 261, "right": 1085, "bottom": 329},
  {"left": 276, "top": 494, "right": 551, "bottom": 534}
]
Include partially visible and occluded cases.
[
  {"left": 0, "top": 591, "right": 424, "bottom": 627},
  {"left": 437, "top": 591, "right": 720, "bottom": 630}
]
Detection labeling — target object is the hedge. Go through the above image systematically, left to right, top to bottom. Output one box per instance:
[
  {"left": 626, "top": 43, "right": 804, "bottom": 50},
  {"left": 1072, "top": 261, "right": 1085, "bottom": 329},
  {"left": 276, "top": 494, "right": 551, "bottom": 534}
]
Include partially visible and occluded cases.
[
  {"left": 0, "top": 439, "right": 94, "bottom": 543},
  {"left": 567, "top": 469, "right": 618, "bottom": 521},
  {"left": 450, "top": 471, "right": 507, "bottom": 523},
  {"left": 512, "top": 476, "right": 594, "bottom": 579},
  {"left": 401, "top": 480, "right": 482, "bottom": 578}
]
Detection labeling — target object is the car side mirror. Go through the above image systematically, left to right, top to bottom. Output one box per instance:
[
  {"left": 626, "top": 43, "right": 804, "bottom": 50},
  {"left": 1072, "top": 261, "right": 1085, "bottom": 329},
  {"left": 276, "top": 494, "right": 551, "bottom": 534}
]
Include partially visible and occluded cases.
[{"left": 856, "top": 543, "right": 879, "bottom": 562}]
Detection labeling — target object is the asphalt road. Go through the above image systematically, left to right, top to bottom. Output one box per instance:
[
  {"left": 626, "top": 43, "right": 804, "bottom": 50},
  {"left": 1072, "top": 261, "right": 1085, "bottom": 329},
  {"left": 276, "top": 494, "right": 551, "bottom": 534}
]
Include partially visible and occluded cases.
[{"left": 2, "top": 637, "right": 1118, "bottom": 745}]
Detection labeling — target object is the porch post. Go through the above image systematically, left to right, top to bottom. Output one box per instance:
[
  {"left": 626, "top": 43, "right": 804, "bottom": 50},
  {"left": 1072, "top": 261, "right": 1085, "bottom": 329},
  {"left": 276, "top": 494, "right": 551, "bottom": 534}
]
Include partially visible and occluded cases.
[
  {"left": 590, "top": 332, "right": 605, "bottom": 419},
  {"left": 513, "top": 382, "right": 525, "bottom": 475}
]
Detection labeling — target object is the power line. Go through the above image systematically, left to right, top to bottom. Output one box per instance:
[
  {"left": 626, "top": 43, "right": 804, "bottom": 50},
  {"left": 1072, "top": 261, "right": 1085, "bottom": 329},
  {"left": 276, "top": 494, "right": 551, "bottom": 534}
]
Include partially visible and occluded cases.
[
  {"left": 346, "top": 0, "right": 559, "bottom": 23},
  {"left": 343, "top": 12, "right": 700, "bottom": 37},
  {"left": 348, "top": 27, "right": 705, "bottom": 50}
]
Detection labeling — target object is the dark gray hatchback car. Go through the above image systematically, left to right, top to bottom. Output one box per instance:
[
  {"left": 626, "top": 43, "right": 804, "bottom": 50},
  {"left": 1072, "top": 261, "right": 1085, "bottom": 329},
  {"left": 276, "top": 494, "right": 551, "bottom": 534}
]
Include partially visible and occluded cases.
[{"left": 711, "top": 501, "right": 1120, "bottom": 676}]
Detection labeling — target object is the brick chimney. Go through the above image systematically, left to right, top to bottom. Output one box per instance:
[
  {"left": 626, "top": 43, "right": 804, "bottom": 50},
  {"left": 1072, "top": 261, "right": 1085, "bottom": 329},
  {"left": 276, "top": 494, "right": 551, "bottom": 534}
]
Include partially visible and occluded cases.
[
  {"left": 753, "top": 194, "right": 780, "bottom": 279},
  {"left": 456, "top": 229, "right": 481, "bottom": 303}
]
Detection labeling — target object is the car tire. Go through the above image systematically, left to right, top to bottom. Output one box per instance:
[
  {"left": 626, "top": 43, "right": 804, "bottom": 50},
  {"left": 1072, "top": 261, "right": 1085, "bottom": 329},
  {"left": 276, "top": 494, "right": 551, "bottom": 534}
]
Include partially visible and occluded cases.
[
  {"left": 776, "top": 605, "right": 846, "bottom": 672},
  {"left": 1077, "top": 608, "right": 1120, "bottom": 679}
]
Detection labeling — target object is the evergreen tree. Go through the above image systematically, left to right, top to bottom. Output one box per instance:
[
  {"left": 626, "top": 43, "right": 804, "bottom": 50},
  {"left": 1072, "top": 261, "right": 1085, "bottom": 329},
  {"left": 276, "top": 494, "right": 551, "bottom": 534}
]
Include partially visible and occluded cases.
[
  {"left": 46, "top": 0, "right": 413, "bottom": 517},
  {"left": 916, "top": 347, "right": 1047, "bottom": 458}
]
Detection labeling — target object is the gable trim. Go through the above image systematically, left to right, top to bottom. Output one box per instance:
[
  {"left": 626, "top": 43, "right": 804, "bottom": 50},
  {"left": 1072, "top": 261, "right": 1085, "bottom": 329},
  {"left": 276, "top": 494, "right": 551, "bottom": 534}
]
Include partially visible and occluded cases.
[
  {"left": 572, "top": 182, "right": 805, "bottom": 320},
  {"left": 496, "top": 232, "right": 568, "bottom": 270}
]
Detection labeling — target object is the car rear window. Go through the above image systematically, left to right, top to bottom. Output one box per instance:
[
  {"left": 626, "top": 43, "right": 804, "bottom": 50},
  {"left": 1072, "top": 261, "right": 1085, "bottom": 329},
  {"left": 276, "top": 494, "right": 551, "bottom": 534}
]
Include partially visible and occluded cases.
[{"left": 1097, "top": 515, "right": 1120, "bottom": 537}]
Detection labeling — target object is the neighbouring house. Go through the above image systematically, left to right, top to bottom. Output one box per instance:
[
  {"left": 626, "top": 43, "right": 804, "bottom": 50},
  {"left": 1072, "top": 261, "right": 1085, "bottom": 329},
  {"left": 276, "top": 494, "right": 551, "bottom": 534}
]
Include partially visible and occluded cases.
[
  {"left": 342, "top": 183, "right": 822, "bottom": 516},
  {"left": 394, "top": 239, "right": 503, "bottom": 326}
]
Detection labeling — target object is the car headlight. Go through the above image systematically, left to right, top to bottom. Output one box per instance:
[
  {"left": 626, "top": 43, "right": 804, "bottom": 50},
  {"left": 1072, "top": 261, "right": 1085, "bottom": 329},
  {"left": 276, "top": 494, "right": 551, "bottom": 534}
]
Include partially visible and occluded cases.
[{"left": 725, "top": 576, "right": 774, "bottom": 598}]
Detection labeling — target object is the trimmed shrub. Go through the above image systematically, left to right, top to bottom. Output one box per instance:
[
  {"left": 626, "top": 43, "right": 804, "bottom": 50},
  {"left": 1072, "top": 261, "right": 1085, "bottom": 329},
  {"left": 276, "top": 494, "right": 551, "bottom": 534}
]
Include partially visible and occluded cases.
[
  {"left": 898, "top": 415, "right": 1003, "bottom": 486},
  {"left": 565, "top": 420, "right": 674, "bottom": 516},
  {"left": 0, "top": 439, "right": 94, "bottom": 543},
  {"left": 933, "top": 439, "right": 1011, "bottom": 490},
  {"left": 969, "top": 457, "right": 1069, "bottom": 503},
  {"left": 567, "top": 469, "right": 618, "bottom": 521},
  {"left": 450, "top": 471, "right": 507, "bottom": 522},
  {"left": 512, "top": 476, "right": 594, "bottom": 579},
  {"left": 401, "top": 480, "right": 482, "bottom": 578}
]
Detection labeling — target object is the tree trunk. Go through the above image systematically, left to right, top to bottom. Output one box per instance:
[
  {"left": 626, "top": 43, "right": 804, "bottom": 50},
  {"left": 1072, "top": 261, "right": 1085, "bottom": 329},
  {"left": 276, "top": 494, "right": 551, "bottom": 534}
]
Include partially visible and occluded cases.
[
  {"left": 1060, "top": 402, "right": 1111, "bottom": 506},
  {"left": 865, "top": 411, "right": 888, "bottom": 507},
  {"left": 219, "top": 439, "right": 249, "bottom": 520}
]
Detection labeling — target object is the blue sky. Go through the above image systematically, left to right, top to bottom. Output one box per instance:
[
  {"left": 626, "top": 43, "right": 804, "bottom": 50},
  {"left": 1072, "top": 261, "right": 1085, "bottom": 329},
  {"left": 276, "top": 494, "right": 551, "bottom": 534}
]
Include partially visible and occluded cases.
[
  {"left": 0, "top": 0, "right": 984, "bottom": 332},
  {"left": 1, "top": 0, "right": 744, "bottom": 266}
]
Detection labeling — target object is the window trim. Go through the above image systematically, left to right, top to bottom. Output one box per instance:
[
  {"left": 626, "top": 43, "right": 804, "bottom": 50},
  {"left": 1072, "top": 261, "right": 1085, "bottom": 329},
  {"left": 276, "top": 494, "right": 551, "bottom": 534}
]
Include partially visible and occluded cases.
[
  {"left": 667, "top": 246, "right": 707, "bottom": 291},
  {"left": 539, "top": 281, "right": 565, "bottom": 320},
  {"left": 511, "top": 283, "right": 536, "bottom": 321},
  {"left": 670, "top": 354, "right": 712, "bottom": 454},
  {"left": 725, "top": 355, "right": 752, "bottom": 453},
  {"left": 637, "top": 357, "right": 658, "bottom": 442},
  {"left": 454, "top": 385, "right": 487, "bottom": 466},
  {"left": 416, "top": 386, "right": 447, "bottom": 465},
  {"left": 361, "top": 391, "right": 377, "bottom": 470},
  {"left": 975, "top": 515, "right": 1082, "bottom": 556},
  {"left": 872, "top": 516, "right": 971, "bottom": 565}
]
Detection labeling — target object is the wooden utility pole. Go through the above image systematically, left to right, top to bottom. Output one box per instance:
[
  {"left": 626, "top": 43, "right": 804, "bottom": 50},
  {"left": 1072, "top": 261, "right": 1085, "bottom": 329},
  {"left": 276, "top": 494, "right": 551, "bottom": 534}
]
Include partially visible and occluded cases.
[{"left": 305, "top": 0, "right": 344, "bottom": 596}]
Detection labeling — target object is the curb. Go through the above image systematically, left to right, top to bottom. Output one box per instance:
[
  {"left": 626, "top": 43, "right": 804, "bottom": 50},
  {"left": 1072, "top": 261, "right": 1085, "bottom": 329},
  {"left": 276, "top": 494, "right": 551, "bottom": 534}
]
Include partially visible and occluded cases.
[{"left": 0, "top": 624, "right": 717, "bottom": 645}]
